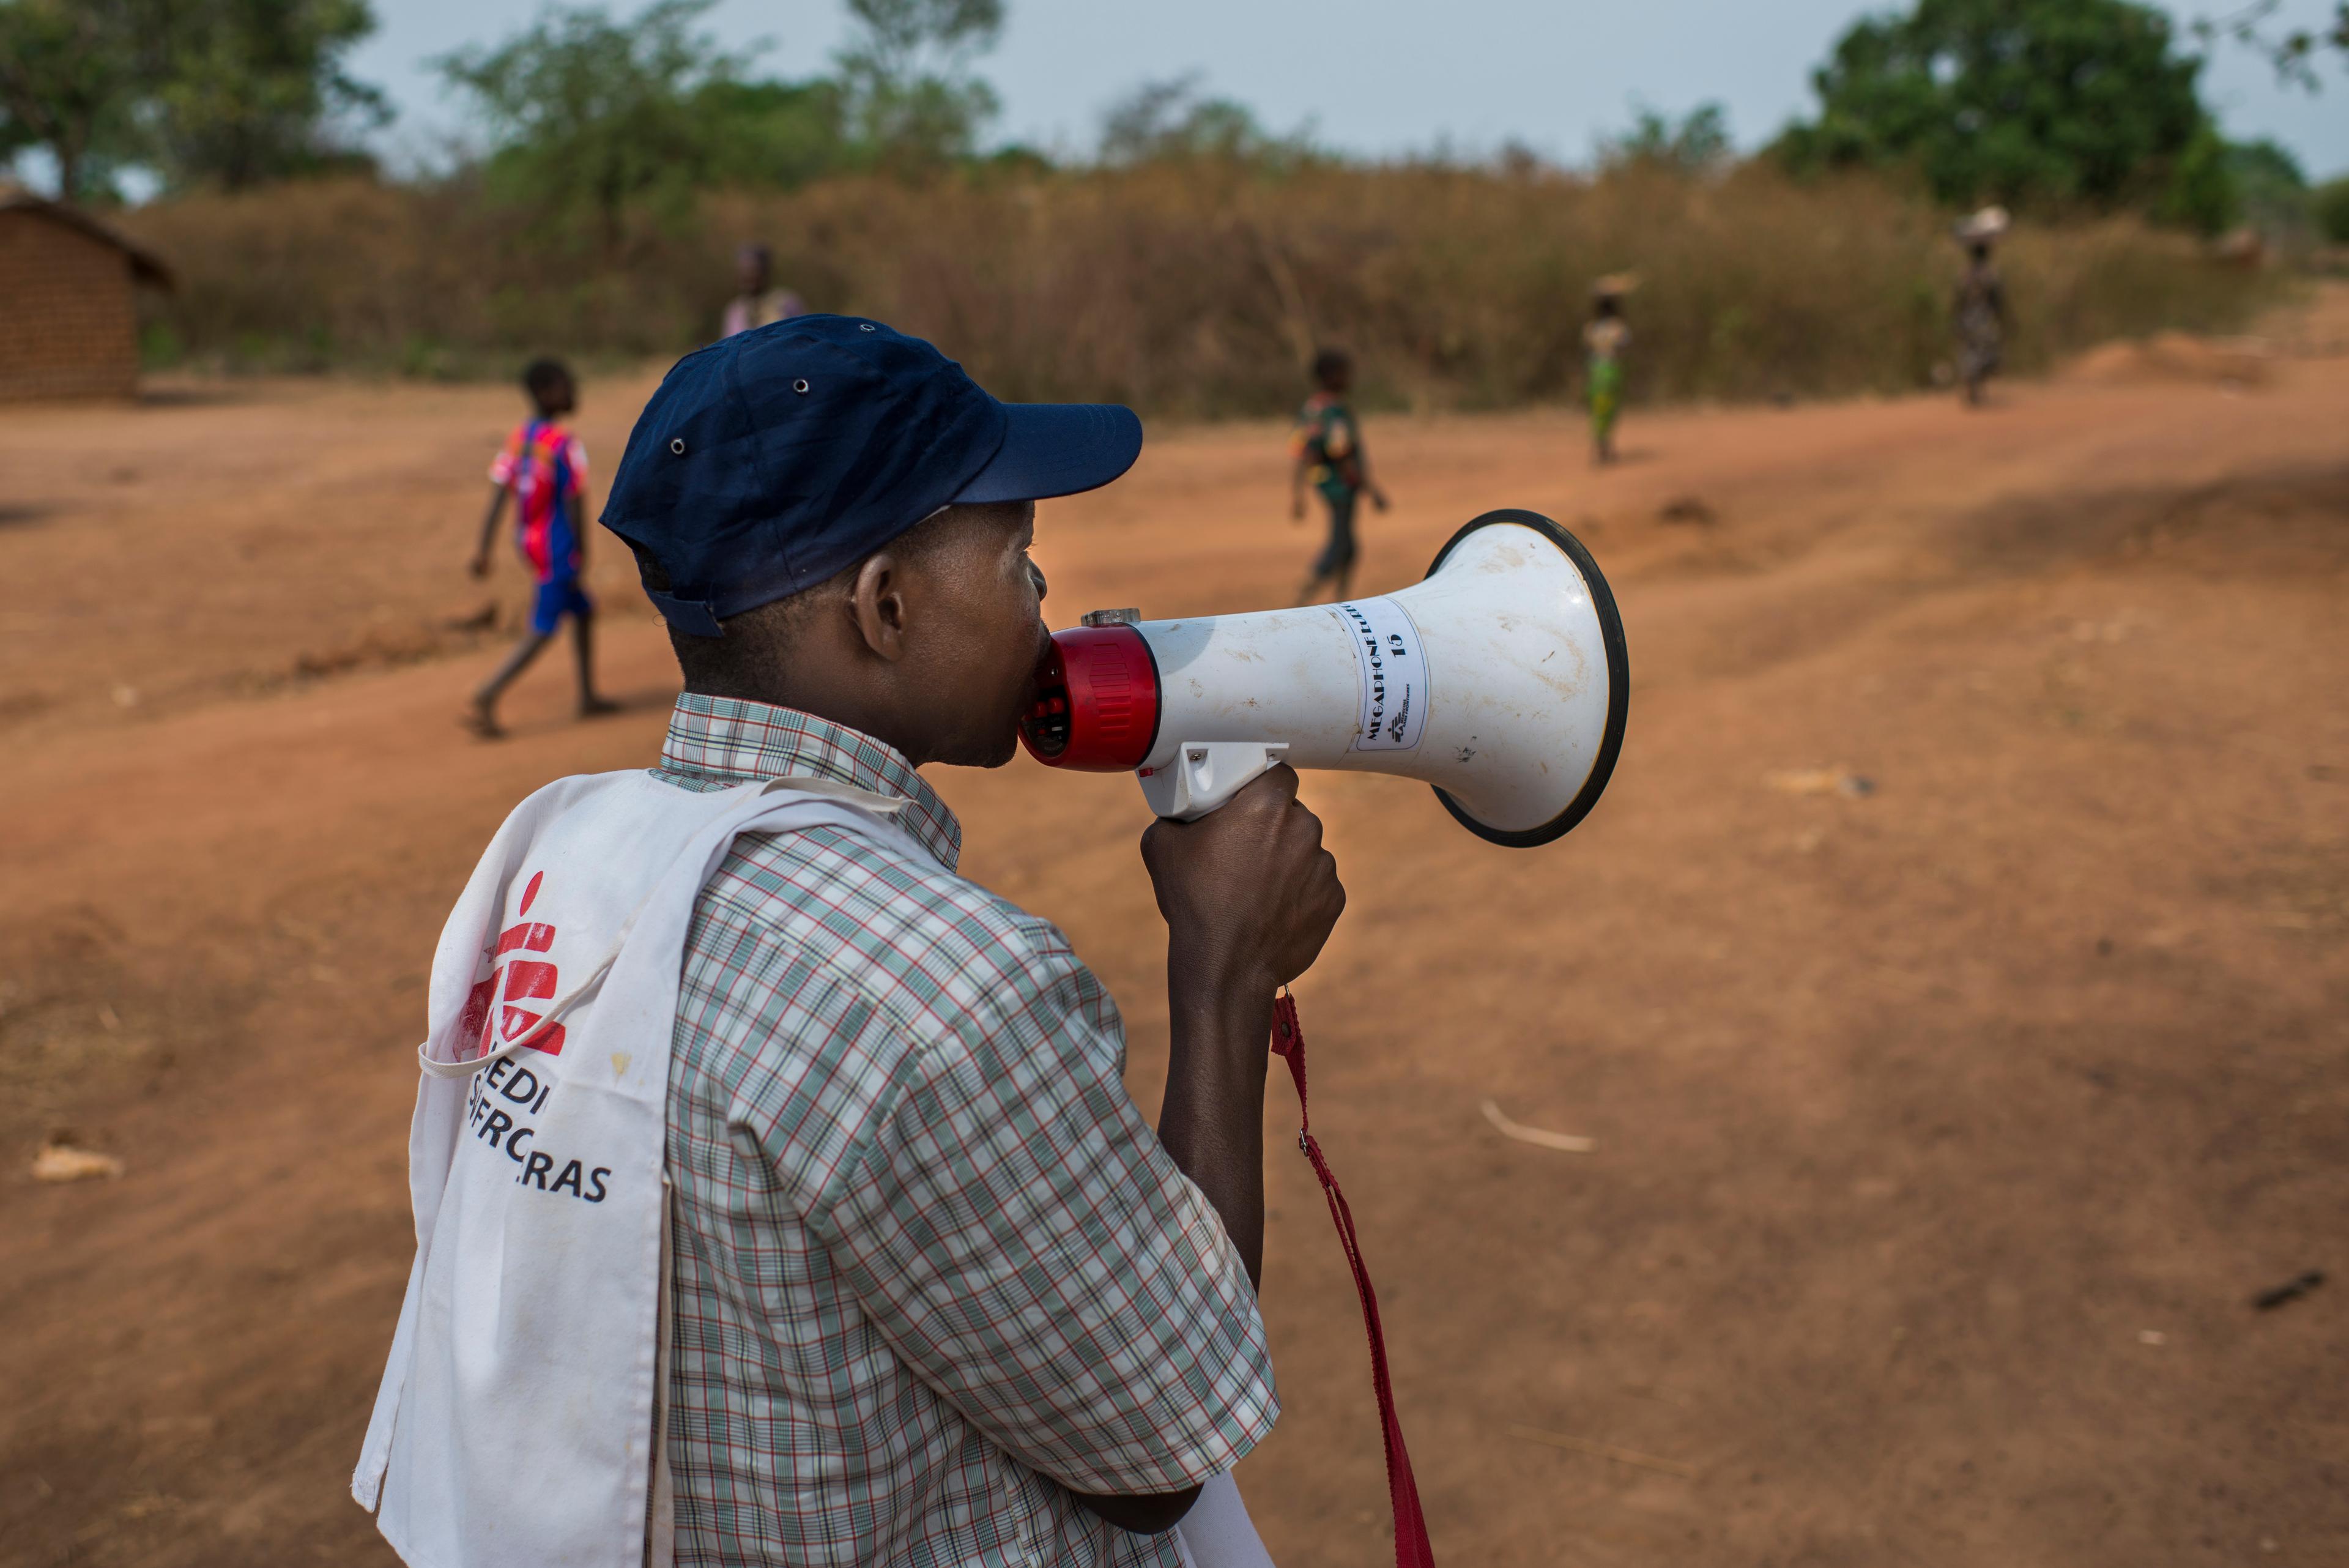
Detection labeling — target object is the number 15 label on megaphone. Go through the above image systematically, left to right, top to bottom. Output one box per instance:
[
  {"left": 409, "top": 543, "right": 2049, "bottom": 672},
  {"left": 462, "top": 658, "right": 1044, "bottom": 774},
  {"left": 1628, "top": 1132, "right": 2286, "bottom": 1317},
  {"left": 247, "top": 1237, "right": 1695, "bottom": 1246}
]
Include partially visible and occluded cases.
[{"left": 1019, "top": 510, "right": 1630, "bottom": 847}]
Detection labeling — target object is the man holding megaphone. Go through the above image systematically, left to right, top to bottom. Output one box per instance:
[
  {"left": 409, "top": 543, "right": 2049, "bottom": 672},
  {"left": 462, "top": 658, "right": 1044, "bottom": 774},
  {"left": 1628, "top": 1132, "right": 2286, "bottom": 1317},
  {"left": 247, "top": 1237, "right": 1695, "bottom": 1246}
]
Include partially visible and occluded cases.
[{"left": 354, "top": 317, "right": 1347, "bottom": 1568}]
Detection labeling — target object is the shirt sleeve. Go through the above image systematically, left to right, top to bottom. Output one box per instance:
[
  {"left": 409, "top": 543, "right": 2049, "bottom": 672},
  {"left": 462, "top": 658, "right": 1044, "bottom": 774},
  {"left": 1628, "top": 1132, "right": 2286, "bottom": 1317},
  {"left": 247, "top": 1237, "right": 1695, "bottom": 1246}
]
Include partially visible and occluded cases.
[
  {"left": 488, "top": 426, "right": 522, "bottom": 488},
  {"left": 564, "top": 436, "right": 588, "bottom": 484},
  {"left": 808, "top": 916, "right": 1278, "bottom": 1495}
]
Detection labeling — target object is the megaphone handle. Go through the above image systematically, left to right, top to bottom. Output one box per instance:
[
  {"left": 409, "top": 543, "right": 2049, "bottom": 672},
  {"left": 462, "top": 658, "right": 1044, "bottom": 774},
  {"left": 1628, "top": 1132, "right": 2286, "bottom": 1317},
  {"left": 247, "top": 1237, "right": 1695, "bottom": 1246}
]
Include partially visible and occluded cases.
[
  {"left": 1139, "top": 743, "right": 1290, "bottom": 820},
  {"left": 1269, "top": 991, "right": 1437, "bottom": 1568}
]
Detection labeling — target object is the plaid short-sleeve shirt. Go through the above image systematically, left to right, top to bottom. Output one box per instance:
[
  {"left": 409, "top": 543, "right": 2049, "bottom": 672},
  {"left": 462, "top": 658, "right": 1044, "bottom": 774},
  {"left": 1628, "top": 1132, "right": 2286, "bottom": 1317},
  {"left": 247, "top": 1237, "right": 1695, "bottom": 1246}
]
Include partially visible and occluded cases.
[{"left": 654, "top": 694, "right": 1278, "bottom": 1566}]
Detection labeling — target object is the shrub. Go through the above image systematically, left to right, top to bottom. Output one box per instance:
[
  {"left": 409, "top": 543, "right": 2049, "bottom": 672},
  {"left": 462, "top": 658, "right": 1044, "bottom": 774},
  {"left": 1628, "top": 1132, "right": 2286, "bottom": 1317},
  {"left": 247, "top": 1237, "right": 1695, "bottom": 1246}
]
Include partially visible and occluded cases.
[
  {"left": 121, "top": 161, "right": 2273, "bottom": 415},
  {"left": 2316, "top": 177, "right": 2349, "bottom": 245}
]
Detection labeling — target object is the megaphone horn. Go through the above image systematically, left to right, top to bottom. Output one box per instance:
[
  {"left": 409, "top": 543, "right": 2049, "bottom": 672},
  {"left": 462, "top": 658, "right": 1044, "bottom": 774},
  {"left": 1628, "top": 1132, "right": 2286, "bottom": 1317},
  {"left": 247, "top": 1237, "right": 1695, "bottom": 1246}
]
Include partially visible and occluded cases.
[{"left": 1020, "top": 510, "right": 1629, "bottom": 845}]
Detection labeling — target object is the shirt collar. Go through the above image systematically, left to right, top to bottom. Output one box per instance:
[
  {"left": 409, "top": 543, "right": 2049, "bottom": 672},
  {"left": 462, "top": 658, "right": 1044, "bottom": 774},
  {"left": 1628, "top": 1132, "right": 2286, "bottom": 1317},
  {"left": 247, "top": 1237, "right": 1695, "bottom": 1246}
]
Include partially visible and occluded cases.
[{"left": 655, "top": 693, "right": 962, "bottom": 872}]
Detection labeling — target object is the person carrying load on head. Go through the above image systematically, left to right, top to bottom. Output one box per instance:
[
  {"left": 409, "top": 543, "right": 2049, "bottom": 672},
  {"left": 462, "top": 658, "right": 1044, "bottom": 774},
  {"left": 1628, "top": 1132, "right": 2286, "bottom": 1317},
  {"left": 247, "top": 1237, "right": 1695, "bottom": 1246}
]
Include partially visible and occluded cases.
[
  {"left": 1952, "top": 206, "right": 2009, "bottom": 407},
  {"left": 1584, "top": 273, "right": 1636, "bottom": 466},
  {"left": 356, "top": 314, "right": 1347, "bottom": 1568},
  {"left": 1289, "top": 346, "right": 1390, "bottom": 605}
]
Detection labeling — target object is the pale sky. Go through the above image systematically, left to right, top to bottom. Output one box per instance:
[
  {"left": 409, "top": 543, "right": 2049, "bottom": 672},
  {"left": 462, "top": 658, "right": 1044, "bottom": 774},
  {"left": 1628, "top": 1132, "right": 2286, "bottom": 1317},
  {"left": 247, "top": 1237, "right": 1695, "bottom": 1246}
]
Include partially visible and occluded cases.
[{"left": 354, "top": 0, "right": 2349, "bottom": 179}]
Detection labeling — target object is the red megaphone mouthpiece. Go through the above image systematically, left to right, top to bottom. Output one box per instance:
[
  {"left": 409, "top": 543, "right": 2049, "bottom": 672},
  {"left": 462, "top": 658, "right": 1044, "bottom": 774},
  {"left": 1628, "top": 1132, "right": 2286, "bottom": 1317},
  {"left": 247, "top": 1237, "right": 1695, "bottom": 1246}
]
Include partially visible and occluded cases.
[{"left": 1019, "top": 623, "right": 1161, "bottom": 771}]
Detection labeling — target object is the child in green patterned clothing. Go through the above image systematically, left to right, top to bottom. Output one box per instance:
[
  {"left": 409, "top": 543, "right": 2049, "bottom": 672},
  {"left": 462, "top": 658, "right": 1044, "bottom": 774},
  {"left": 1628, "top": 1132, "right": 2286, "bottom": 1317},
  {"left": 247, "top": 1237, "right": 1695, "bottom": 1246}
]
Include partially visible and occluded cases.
[
  {"left": 1584, "top": 275, "right": 1635, "bottom": 466},
  {"left": 1288, "top": 347, "right": 1389, "bottom": 604}
]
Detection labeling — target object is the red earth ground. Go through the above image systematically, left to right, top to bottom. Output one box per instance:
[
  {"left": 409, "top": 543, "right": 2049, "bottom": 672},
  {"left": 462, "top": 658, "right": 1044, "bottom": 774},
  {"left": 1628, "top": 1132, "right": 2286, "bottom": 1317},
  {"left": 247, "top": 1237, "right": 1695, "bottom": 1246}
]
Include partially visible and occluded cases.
[{"left": 2, "top": 293, "right": 2345, "bottom": 1567}]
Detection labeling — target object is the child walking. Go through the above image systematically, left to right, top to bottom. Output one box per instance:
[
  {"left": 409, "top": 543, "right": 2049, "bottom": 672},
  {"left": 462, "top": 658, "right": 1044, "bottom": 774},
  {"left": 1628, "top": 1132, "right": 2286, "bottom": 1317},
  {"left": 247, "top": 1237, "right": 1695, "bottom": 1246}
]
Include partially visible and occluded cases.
[
  {"left": 1584, "top": 275, "right": 1636, "bottom": 466},
  {"left": 1289, "top": 347, "right": 1389, "bottom": 604},
  {"left": 464, "top": 357, "right": 616, "bottom": 737}
]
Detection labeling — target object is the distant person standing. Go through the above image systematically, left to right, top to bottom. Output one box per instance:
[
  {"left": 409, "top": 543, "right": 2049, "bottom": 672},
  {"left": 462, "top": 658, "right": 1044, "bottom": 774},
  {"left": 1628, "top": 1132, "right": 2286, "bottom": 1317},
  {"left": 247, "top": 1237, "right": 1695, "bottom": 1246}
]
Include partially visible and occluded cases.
[
  {"left": 1953, "top": 207, "right": 2009, "bottom": 407},
  {"left": 721, "top": 243, "right": 807, "bottom": 339},
  {"left": 1584, "top": 273, "right": 1637, "bottom": 466},
  {"left": 1289, "top": 347, "right": 1388, "bottom": 604},
  {"left": 464, "top": 358, "right": 615, "bottom": 737}
]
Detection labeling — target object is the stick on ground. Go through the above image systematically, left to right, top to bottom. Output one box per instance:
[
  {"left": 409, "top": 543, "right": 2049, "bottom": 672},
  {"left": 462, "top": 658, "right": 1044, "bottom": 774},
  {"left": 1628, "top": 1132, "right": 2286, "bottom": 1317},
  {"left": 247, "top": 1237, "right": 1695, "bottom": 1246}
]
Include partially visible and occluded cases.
[{"left": 1480, "top": 1099, "right": 1596, "bottom": 1153}]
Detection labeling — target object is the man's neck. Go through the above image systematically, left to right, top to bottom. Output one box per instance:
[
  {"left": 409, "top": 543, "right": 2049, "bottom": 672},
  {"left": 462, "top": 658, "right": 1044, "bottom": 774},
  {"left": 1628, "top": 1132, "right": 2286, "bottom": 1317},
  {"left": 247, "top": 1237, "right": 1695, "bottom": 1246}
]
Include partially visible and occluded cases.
[{"left": 681, "top": 680, "right": 933, "bottom": 770}]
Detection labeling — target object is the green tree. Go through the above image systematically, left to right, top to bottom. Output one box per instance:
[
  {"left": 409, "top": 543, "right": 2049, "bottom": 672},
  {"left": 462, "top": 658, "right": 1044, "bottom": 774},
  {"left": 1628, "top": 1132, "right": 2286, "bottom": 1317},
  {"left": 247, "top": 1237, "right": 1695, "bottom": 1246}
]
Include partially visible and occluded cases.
[
  {"left": 0, "top": 0, "right": 146, "bottom": 201},
  {"left": 0, "top": 0, "right": 382, "bottom": 201},
  {"left": 142, "top": 0, "right": 387, "bottom": 190},
  {"left": 436, "top": 0, "right": 1011, "bottom": 228},
  {"left": 438, "top": 0, "right": 763, "bottom": 245},
  {"left": 833, "top": 0, "right": 1004, "bottom": 170},
  {"left": 1776, "top": 0, "right": 2223, "bottom": 224},
  {"left": 438, "top": 1, "right": 869, "bottom": 242},
  {"left": 1096, "top": 73, "right": 1292, "bottom": 165},
  {"left": 692, "top": 77, "right": 852, "bottom": 187},
  {"left": 1600, "top": 102, "right": 1733, "bottom": 174},
  {"left": 2156, "top": 120, "right": 2238, "bottom": 231},
  {"left": 2219, "top": 135, "right": 2307, "bottom": 234},
  {"left": 2314, "top": 175, "right": 2349, "bottom": 242}
]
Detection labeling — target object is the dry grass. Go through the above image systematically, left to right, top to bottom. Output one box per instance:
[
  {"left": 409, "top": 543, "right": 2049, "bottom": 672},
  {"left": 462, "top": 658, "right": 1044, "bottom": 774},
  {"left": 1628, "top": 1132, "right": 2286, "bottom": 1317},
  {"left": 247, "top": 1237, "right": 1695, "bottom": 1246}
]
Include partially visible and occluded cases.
[{"left": 121, "top": 163, "right": 2274, "bottom": 415}]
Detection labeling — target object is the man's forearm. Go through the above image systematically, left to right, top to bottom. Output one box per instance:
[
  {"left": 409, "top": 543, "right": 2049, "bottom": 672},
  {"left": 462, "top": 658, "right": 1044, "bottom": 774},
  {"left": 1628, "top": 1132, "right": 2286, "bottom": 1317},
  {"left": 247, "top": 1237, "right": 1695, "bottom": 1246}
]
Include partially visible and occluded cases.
[{"left": 1155, "top": 940, "right": 1272, "bottom": 1289}]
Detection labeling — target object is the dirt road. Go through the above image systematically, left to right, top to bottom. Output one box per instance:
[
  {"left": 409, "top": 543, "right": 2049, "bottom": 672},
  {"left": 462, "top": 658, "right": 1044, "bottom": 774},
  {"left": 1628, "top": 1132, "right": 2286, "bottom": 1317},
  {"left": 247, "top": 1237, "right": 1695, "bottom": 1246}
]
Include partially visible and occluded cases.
[{"left": 4, "top": 299, "right": 2345, "bottom": 1567}]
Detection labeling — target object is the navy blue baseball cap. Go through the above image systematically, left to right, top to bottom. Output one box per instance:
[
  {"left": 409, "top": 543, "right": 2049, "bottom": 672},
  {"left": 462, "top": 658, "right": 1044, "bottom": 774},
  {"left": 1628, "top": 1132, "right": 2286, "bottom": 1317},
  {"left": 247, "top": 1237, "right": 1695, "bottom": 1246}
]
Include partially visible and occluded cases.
[{"left": 601, "top": 315, "right": 1143, "bottom": 636}]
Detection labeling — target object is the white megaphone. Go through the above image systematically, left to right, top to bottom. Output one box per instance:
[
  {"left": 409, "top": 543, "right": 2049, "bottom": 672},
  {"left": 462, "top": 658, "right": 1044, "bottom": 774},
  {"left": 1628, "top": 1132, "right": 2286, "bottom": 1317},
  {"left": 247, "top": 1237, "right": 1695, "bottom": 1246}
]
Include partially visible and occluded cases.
[{"left": 1019, "top": 510, "right": 1628, "bottom": 845}]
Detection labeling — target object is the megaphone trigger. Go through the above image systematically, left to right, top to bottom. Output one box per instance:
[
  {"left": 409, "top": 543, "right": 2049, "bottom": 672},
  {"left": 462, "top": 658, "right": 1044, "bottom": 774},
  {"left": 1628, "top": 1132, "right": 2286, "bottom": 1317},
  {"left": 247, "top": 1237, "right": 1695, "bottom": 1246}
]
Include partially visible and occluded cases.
[
  {"left": 1019, "top": 509, "right": 1628, "bottom": 847},
  {"left": 1137, "top": 742, "right": 1291, "bottom": 820}
]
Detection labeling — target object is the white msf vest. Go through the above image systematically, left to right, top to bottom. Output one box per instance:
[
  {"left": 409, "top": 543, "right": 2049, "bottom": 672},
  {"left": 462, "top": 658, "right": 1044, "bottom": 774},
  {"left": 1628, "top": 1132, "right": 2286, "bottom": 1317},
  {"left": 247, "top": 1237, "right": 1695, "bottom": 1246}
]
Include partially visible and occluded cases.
[{"left": 352, "top": 767, "right": 1274, "bottom": 1568}]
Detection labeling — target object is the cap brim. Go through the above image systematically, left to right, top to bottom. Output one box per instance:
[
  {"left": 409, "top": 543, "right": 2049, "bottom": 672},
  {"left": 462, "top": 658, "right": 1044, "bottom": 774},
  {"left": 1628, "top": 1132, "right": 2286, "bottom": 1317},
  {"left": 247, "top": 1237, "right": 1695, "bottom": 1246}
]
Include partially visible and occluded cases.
[{"left": 951, "top": 403, "right": 1142, "bottom": 505}]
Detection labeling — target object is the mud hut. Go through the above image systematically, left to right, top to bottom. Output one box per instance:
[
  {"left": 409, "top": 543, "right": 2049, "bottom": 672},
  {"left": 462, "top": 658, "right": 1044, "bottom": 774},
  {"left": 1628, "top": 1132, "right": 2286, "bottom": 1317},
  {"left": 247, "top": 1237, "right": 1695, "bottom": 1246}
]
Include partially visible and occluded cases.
[{"left": 0, "top": 185, "right": 175, "bottom": 403}]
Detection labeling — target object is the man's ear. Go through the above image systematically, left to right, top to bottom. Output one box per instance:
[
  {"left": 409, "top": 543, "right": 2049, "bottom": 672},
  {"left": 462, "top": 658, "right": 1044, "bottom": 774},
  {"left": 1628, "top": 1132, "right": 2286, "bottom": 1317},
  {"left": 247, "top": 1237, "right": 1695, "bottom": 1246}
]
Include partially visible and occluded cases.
[{"left": 847, "top": 551, "right": 910, "bottom": 661}]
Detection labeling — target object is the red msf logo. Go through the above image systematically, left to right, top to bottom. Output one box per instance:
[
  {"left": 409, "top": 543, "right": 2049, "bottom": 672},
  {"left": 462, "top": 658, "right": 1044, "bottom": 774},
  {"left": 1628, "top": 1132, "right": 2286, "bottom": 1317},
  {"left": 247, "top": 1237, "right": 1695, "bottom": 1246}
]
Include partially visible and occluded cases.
[{"left": 457, "top": 870, "right": 566, "bottom": 1058}]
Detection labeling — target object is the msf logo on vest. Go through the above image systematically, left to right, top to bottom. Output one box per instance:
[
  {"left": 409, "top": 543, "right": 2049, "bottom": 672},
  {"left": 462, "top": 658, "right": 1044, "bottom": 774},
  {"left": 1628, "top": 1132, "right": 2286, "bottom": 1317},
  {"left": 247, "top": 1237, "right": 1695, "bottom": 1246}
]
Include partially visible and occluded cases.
[{"left": 458, "top": 869, "right": 568, "bottom": 1058}]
